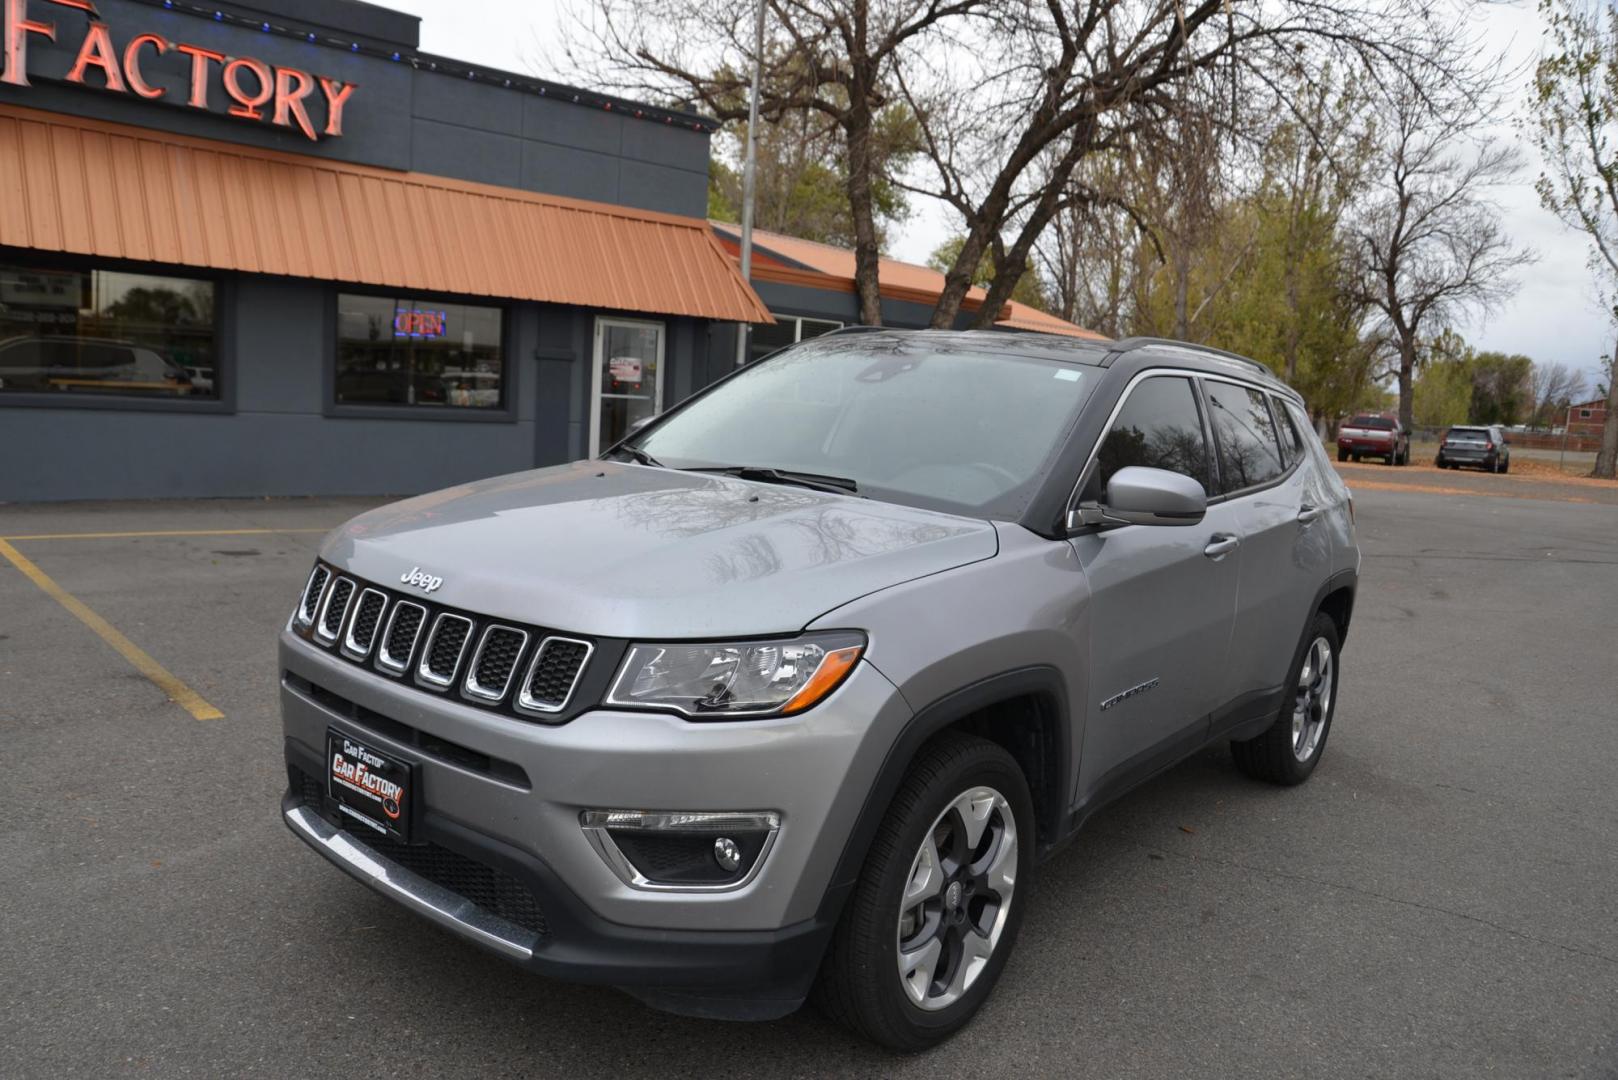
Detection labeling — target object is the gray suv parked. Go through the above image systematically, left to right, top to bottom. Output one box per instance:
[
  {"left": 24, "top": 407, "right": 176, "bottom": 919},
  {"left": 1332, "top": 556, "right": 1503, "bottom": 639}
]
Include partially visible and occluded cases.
[{"left": 281, "top": 331, "right": 1359, "bottom": 1050}]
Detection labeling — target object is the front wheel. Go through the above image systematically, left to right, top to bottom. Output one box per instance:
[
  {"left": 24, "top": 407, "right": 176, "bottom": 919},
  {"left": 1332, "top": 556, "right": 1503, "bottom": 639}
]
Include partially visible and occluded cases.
[
  {"left": 1231, "top": 611, "right": 1341, "bottom": 785},
  {"left": 814, "top": 733, "right": 1033, "bottom": 1051}
]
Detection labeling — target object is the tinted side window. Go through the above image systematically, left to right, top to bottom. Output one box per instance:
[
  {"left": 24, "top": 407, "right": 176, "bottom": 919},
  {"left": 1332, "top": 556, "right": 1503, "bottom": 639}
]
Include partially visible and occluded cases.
[
  {"left": 1090, "top": 376, "right": 1214, "bottom": 497},
  {"left": 1204, "top": 380, "right": 1285, "bottom": 493}
]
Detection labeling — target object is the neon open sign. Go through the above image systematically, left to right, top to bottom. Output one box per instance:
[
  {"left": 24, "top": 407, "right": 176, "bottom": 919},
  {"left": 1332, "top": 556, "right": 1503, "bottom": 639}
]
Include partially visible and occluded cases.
[
  {"left": 2, "top": 0, "right": 357, "bottom": 140},
  {"left": 393, "top": 310, "right": 446, "bottom": 339}
]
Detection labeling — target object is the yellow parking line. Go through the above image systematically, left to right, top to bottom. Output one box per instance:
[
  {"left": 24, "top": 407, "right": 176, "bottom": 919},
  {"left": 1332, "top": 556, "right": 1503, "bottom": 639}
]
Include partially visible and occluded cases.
[
  {"left": 0, "top": 527, "right": 330, "bottom": 541},
  {"left": 0, "top": 538, "right": 226, "bottom": 721}
]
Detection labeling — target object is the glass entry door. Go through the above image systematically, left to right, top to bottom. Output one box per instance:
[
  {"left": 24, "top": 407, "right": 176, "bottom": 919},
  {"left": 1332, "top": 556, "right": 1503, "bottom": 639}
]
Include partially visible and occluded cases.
[{"left": 591, "top": 317, "right": 665, "bottom": 455}]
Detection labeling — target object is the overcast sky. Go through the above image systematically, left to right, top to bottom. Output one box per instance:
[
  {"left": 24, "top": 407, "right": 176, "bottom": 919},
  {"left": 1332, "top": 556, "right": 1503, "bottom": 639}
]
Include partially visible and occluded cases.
[{"left": 389, "top": 0, "right": 1610, "bottom": 386}]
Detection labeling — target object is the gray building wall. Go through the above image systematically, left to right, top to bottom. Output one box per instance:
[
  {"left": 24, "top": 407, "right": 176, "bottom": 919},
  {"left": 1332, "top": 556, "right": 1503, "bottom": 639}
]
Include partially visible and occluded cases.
[{"left": 0, "top": 271, "right": 712, "bottom": 502}]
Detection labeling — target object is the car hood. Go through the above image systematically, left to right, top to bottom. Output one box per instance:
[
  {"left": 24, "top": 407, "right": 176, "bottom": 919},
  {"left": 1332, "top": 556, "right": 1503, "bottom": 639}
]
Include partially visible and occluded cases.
[{"left": 321, "top": 461, "right": 998, "bottom": 638}]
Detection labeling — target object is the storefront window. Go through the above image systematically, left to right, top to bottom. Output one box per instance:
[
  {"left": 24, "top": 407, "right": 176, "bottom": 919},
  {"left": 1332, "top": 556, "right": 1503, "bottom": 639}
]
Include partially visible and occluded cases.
[
  {"left": 0, "top": 264, "right": 218, "bottom": 399},
  {"left": 335, "top": 294, "right": 504, "bottom": 409},
  {"left": 747, "top": 313, "right": 844, "bottom": 364}
]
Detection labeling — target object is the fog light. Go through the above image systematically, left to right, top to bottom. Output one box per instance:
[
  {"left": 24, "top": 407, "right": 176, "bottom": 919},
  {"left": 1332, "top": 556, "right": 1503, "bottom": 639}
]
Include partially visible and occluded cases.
[{"left": 580, "top": 810, "right": 780, "bottom": 891}]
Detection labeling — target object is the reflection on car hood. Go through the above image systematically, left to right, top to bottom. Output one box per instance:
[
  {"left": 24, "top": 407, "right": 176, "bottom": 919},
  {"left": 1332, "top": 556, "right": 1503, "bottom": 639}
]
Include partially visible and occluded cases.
[{"left": 321, "top": 461, "right": 998, "bottom": 638}]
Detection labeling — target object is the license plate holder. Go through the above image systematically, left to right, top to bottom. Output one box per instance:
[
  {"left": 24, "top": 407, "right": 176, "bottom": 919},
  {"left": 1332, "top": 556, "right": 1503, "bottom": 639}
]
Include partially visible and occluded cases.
[{"left": 326, "top": 728, "right": 414, "bottom": 843}]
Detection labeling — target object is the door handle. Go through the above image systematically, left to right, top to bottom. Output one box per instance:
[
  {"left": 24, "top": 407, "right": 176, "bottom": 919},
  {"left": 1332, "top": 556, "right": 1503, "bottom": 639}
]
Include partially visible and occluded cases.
[
  {"left": 1297, "top": 504, "right": 1323, "bottom": 525},
  {"left": 1204, "top": 534, "right": 1240, "bottom": 559}
]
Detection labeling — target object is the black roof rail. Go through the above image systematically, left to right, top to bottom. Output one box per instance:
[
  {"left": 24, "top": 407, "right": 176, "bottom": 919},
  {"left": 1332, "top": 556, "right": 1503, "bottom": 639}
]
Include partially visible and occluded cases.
[{"left": 1104, "top": 337, "right": 1276, "bottom": 378}]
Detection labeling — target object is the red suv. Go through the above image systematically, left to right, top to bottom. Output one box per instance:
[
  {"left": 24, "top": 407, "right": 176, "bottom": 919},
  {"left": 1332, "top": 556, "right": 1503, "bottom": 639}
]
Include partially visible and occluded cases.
[{"left": 1336, "top": 413, "right": 1410, "bottom": 466}]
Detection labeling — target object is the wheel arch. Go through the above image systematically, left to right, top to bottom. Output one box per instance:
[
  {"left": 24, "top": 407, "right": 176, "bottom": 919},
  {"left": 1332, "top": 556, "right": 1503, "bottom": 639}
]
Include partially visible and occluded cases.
[
  {"left": 1316, "top": 570, "right": 1357, "bottom": 645},
  {"left": 811, "top": 667, "right": 1071, "bottom": 929}
]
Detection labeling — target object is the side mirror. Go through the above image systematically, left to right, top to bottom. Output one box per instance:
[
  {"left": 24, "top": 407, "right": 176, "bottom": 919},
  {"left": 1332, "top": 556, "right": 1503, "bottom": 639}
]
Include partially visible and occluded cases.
[{"left": 1070, "top": 466, "right": 1207, "bottom": 530}]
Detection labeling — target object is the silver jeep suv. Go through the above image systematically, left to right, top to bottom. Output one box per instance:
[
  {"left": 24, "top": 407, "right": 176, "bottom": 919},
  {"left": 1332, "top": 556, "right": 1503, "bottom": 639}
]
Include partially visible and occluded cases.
[{"left": 280, "top": 331, "right": 1359, "bottom": 1050}]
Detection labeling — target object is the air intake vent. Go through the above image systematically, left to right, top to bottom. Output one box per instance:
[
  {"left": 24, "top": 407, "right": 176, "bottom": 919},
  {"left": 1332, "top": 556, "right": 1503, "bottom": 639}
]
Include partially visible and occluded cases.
[
  {"left": 298, "top": 565, "right": 330, "bottom": 625},
  {"left": 317, "top": 577, "right": 355, "bottom": 642},
  {"left": 342, "top": 588, "right": 388, "bottom": 659},
  {"left": 418, "top": 613, "right": 474, "bottom": 688},
  {"left": 465, "top": 626, "right": 529, "bottom": 702},
  {"left": 517, "top": 637, "right": 593, "bottom": 714}
]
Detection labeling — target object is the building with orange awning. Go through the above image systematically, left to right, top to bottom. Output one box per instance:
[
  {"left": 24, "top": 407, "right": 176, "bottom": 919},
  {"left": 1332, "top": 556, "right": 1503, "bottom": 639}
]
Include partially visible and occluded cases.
[{"left": 0, "top": 0, "right": 770, "bottom": 500}]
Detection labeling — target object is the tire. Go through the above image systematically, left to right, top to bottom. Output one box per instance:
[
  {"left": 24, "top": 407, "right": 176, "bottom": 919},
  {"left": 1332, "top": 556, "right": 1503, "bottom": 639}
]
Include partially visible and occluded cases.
[
  {"left": 1337, "top": 447, "right": 1348, "bottom": 463},
  {"left": 1382, "top": 453, "right": 1393, "bottom": 466},
  {"left": 1351, "top": 454, "right": 1360, "bottom": 463},
  {"left": 1501, "top": 458, "right": 1509, "bottom": 474},
  {"left": 1230, "top": 611, "right": 1341, "bottom": 786},
  {"left": 814, "top": 733, "right": 1034, "bottom": 1052}
]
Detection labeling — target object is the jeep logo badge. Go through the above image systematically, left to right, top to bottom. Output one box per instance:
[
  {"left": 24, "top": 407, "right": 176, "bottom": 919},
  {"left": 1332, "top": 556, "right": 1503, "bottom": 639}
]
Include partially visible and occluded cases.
[{"left": 400, "top": 567, "right": 444, "bottom": 593}]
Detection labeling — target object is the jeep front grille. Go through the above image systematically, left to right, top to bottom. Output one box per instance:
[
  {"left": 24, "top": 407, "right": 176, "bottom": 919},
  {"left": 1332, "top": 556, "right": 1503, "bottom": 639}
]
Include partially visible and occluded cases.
[
  {"left": 292, "top": 563, "right": 598, "bottom": 721},
  {"left": 317, "top": 577, "right": 355, "bottom": 642},
  {"left": 342, "top": 588, "right": 388, "bottom": 659},
  {"left": 418, "top": 613, "right": 474, "bottom": 688},
  {"left": 466, "top": 626, "right": 529, "bottom": 701},
  {"left": 517, "top": 637, "right": 593, "bottom": 713}
]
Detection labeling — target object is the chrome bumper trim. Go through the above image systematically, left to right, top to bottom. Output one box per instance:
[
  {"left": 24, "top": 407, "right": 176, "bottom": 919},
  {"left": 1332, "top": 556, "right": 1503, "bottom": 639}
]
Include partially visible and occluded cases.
[{"left": 284, "top": 804, "right": 539, "bottom": 961}]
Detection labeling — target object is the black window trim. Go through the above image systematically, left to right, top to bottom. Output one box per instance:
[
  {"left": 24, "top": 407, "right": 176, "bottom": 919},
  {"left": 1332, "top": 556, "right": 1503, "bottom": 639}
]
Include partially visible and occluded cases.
[
  {"left": 0, "top": 248, "right": 235, "bottom": 415},
  {"left": 324, "top": 285, "right": 518, "bottom": 423},
  {"left": 1195, "top": 372, "right": 1302, "bottom": 503}
]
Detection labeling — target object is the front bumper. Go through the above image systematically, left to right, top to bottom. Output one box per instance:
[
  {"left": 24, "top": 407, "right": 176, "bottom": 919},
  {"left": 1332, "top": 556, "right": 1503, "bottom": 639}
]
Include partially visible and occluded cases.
[{"left": 279, "top": 629, "right": 910, "bottom": 1012}]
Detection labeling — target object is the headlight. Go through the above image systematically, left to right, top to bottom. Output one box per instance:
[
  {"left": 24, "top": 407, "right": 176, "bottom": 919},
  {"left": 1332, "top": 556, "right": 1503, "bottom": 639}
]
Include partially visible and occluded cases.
[{"left": 605, "top": 632, "right": 865, "bottom": 719}]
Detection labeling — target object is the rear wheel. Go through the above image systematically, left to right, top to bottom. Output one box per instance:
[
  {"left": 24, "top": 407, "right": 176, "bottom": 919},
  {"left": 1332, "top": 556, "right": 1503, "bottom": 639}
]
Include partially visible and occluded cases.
[
  {"left": 1337, "top": 447, "right": 1349, "bottom": 463},
  {"left": 1501, "top": 457, "right": 1509, "bottom": 474},
  {"left": 1231, "top": 612, "right": 1340, "bottom": 786},
  {"left": 814, "top": 734, "right": 1033, "bottom": 1051}
]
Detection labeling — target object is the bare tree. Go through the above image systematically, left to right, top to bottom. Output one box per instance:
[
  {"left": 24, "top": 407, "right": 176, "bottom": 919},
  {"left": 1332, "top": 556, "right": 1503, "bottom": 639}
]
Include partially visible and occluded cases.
[
  {"left": 559, "top": 0, "right": 990, "bottom": 326},
  {"left": 566, "top": 0, "right": 1489, "bottom": 335},
  {"left": 1532, "top": 0, "right": 1618, "bottom": 475},
  {"left": 897, "top": 1, "right": 1481, "bottom": 331},
  {"left": 1354, "top": 71, "right": 1530, "bottom": 434},
  {"left": 1528, "top": 360, "right": 1591, "bottom": 429}
]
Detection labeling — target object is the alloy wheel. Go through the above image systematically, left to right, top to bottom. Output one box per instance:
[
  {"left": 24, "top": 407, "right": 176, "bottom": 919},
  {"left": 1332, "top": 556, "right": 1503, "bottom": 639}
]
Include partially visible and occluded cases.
[
  {"left": 1292, "top": 636, "right": 1333, "bottom": 762},
  {"left": 895, "top": 786, "right": 1017, "bottom": 1011}
]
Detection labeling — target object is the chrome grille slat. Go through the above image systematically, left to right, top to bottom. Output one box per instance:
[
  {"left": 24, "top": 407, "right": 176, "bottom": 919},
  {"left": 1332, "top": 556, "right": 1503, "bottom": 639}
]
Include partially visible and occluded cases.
[
  {"left": 297, "top": 565, "right": 331, "bottom": 626},
  {"left": 316, "top": 577, "right": 356, "bottom": 643},
  {"left": 342, "top": 588, "right": 389, "bottom": 659},
  {"left": 376, "top": 601, "right": 427, "bottom": 673},
  {"left": 418, "top": 613, "right": 474, "bottom": 689},
  {"left": 464, "top": 626, "right": 529, "bottom": 702},
  {"left": 516, "top": 637, "right": 594, "bottom": 714}
]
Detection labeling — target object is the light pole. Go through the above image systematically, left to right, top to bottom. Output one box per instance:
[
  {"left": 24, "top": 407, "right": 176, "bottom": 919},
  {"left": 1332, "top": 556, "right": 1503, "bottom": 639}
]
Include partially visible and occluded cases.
[{"left": 733, "top": 0, "right": 766, "bottom": 368}]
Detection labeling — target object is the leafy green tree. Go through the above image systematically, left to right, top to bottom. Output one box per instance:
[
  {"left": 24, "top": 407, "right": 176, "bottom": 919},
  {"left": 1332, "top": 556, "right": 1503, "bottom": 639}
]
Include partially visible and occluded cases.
[
  {"left": 1467, "top": 351, "right": 1534, "bottom": 424},
  {"left": 1413, "top": 356, "right": 1473, "bottom": 427}
]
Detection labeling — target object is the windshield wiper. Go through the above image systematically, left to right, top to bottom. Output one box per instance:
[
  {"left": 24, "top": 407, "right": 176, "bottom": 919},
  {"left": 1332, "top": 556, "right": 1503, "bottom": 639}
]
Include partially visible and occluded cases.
[
  {"left": 608, "top": 445, "right": 664, "bottom": 468},
  {"left": 685, "top": 465, "right": 860, "bottom": 495}
]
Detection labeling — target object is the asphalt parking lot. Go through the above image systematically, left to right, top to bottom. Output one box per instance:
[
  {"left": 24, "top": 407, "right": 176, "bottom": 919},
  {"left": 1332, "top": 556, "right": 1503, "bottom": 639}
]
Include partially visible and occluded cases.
[{"left": 3, "top": 474, "right": 1617, "bottom": 1078}]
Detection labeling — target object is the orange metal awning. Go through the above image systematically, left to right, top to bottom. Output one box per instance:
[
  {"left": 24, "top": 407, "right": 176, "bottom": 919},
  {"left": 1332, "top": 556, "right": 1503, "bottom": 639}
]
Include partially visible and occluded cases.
[{"left": 0, "top": 103, "right": 772, "bottom": 324}]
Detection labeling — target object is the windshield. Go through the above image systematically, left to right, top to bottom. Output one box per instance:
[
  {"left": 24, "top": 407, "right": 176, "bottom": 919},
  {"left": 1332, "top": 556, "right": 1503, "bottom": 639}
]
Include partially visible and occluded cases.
[
  {"left": 630, "top": 335, "right": 1097, "bottom": 517},
  {"left": 1348, "top": 415, "right": 1394, "bottom": 430}
]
